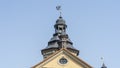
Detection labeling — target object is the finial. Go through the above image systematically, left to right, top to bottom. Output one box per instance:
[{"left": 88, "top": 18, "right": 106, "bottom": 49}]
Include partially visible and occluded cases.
[
  {"left": 56, "top": 5, "right": 62, "bottom": 17},
  {"left": 101, "top": 57, "right": 107, "bottom": 68},
  {"left": 101, "top": 57, "right": 104, "bottom": 63}
]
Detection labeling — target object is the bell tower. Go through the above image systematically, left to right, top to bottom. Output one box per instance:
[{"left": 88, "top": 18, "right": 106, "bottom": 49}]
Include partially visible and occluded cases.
[{"left": 41, "top": 6, "right": 79, "bottom": 58}]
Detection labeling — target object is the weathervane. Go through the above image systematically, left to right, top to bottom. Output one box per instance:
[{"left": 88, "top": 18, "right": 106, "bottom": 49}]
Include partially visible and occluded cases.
[{"left": 56, "top": 5, "right": 62, "bottom": 17}]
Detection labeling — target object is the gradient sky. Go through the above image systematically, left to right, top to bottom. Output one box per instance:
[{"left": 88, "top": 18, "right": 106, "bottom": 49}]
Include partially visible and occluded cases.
[{"left": 0, "top": 0, "right": 120, "bottom": 68}]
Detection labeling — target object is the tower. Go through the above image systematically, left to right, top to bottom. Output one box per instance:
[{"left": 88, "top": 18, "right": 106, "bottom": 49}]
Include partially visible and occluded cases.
[
  {"left": 32, "top": 6, "right": 93, "bottom": 68},
  {"left": 41, "top": 16, "right": 79, "bottom": 58}
]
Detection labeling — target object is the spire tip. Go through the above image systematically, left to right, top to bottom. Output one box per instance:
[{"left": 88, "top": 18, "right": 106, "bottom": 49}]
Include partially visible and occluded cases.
[
  {"left": 56, "top": 5, "right": 62, "bottom": 17},
  {"left": 101, "top": 57, "right": 107, "bottom": 68}
]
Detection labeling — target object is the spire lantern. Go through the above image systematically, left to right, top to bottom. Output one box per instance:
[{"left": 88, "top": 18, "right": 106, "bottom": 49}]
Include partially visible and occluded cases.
[
  {"left": 41, "top": 6, "right": 79, "bottom": 58},
  {"left": 54, "top": 16, "right": 67, "bottom": 34}
]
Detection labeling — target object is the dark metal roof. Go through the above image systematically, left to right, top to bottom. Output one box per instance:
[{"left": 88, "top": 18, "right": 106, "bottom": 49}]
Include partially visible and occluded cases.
[
  {"left": 41, "top": 16, "right": 80, "bottom": 57},
  {"left": 56, "top": 16, "right": 66, "bottom": 25},
  {"left": 48, "top": 36, "right": 60, "bottom": 42}
]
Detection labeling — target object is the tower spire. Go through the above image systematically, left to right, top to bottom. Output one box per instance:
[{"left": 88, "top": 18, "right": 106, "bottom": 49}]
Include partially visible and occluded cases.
[{"left": 41, "top": 6, "right": 79, "bottom": 58}]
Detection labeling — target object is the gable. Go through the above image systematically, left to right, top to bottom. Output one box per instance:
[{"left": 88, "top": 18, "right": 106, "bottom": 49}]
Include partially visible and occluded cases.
[{"left": 32, "top": 49, "right": 93, "bottom": 68}]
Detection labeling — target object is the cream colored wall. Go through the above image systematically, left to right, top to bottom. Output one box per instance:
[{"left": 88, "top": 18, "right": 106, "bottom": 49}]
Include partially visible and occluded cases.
[{"left": 35, "top": 53, "right": 83, "bottom": 68}]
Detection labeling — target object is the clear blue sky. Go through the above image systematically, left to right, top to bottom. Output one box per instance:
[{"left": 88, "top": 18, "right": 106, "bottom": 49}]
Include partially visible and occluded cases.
[{"left": 0, "top": 0, "right": 120, "bottom": 68}]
